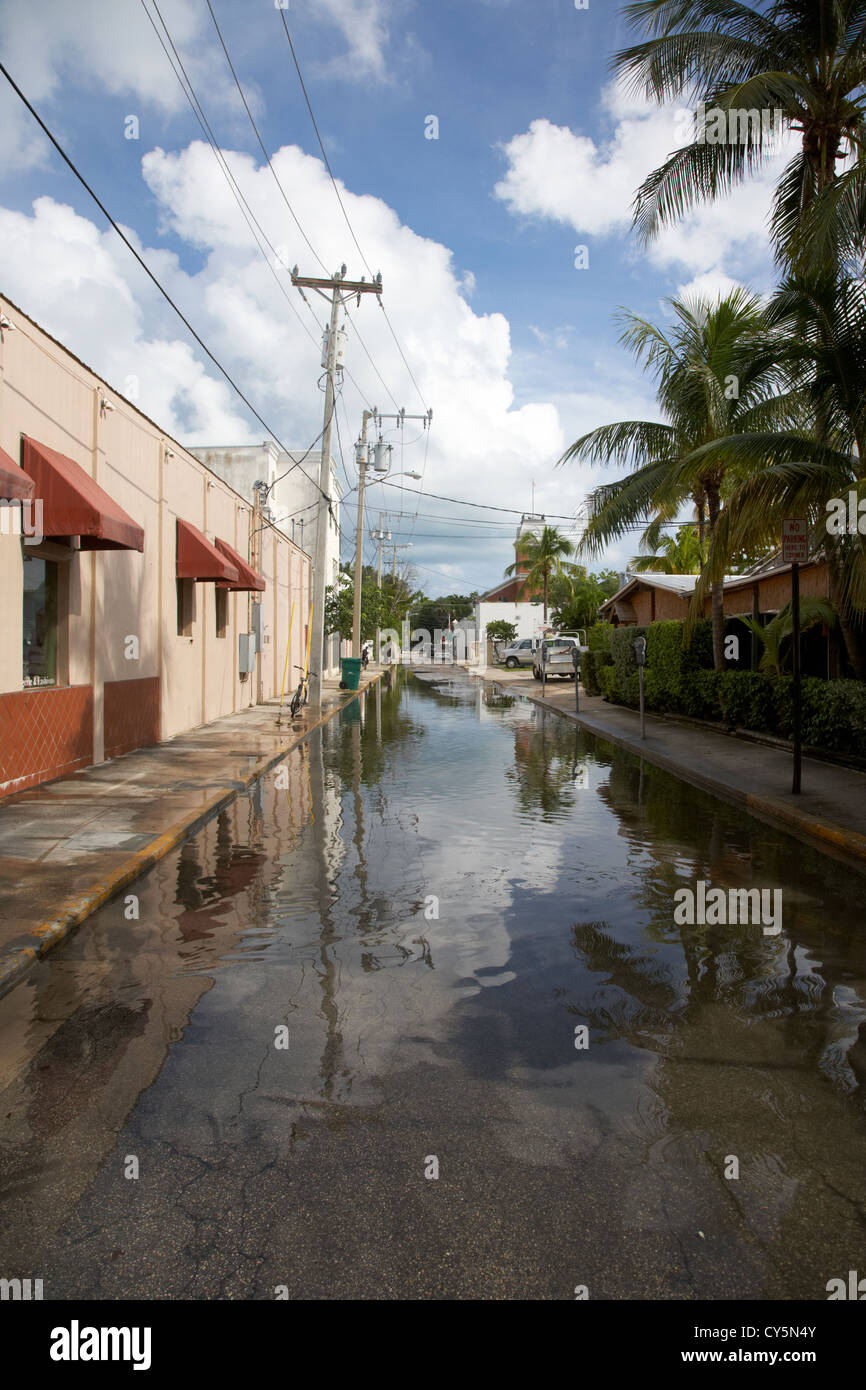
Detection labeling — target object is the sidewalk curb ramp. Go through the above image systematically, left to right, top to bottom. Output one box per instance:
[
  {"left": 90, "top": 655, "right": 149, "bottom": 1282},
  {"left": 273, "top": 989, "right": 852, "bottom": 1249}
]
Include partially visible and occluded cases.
[{"left": 0, "top": 678, "right": 381, "bottom": 1001}]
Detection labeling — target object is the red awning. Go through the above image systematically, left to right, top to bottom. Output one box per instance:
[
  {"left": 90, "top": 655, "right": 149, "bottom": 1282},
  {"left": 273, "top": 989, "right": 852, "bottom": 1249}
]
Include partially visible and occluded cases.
[
  {"left": 21, "top": 436, "right": 144, "bottom": 551},
  {"left": 0, "top": 446, "right": 35, "bottom": 500},
  {"left": 177, "top": 519, "right": 239, "bottom": 583},
  {"left": 214, "top": 537, "right": 265, "bottom": 592}
]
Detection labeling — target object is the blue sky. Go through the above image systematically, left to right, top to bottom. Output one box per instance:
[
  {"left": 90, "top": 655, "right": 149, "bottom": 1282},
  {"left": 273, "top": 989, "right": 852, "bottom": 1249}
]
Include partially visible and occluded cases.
[{"left": 0, "top": 0, "right": 787, "bottom": 594}]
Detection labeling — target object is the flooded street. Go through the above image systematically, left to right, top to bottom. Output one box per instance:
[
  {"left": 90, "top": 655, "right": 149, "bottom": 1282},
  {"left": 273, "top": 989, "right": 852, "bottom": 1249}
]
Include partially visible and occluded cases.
[{"left": 1, "top": 669, "right": 865, "bottom": 1300}]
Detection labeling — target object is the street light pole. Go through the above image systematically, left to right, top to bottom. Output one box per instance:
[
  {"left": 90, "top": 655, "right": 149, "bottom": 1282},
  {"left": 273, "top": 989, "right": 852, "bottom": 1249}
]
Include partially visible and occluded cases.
[{"left": 351, "top": 409, "right": 374, "bottom": 658}]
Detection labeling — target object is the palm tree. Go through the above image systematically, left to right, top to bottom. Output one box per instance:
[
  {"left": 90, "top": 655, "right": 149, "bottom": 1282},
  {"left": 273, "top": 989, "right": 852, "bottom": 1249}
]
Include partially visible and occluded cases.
[
  {"left": 615, "top": 0, "right": 866, "bottom": 267},
  {"left": 685, "top": 267, "right": 866, "bottom": 675},
  {"left": 560, "top": 289, "right": 797, "bottom": 668},
  {"left": 630, "top": 520, "right": 707, "bottom": 573},
  {"left": 505, "top": 525, "right": 579, "bottom": 622},
  {"left": 743, "top": 597, "right": 837, "bottom": 677}
]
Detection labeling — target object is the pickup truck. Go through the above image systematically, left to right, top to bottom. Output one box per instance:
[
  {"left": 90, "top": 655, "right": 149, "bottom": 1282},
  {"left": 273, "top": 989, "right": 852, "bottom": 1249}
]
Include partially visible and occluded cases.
[{"left": 532, "top": 637, "right": 581, "bottom": 681}]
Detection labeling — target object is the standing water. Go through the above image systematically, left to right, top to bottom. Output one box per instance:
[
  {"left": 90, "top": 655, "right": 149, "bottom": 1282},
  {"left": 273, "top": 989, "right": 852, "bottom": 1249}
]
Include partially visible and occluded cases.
[{"left": 1, "top": 669, "right": 865, "bottom": 1299}]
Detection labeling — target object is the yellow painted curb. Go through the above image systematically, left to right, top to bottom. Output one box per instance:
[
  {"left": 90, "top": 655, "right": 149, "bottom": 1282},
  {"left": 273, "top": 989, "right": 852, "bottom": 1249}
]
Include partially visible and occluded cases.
[{"left": 0, "top": 675, "right": 382, "bottom": 999}]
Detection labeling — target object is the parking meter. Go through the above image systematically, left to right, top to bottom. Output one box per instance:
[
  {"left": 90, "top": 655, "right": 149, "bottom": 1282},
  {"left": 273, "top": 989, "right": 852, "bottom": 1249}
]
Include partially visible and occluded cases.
[{"left": 634, "top": 636, "right": 647, "bottom": 738}]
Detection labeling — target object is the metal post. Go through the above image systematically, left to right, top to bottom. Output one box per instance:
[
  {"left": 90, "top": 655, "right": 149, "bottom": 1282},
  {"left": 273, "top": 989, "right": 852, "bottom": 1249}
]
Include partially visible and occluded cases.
[
  {"left": 351, "top": 411, "right": 372, "bottom": 658},
  {"left": 375, "top": 511, "right": 384, "bottom": 663},
  {"left": 792, "top": 561, "right": 802, "bottom": 793},
  {"left": 634, "top": 636, "right": 647, "bottom": 740},
  {"left": 541, "top": 638, "right": 546, "bottom": 697},
  {"left": 572, "top": 647, "right": 580, "bottom": 714},
  {"left": 639, "top": 667, "right": 646, "bottom": 740}
]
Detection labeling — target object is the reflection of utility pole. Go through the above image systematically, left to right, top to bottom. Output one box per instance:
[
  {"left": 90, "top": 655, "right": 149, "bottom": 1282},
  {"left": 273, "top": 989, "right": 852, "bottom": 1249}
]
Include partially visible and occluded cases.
[
  {"left": 291, "top": 264, "right": 383, "bottom": 705},
  {"left": 309, "top": 725, "right": 345, "bottom": 1102}
]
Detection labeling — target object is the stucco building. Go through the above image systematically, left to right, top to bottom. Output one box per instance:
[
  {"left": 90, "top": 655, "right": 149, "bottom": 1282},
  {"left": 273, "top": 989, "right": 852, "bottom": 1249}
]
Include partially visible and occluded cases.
[
  {"left": 0, "top": 294, "right": 312, "bottom": 799},
  {"left": 189, "top": 442, "right": 342, "bottom": 677}
]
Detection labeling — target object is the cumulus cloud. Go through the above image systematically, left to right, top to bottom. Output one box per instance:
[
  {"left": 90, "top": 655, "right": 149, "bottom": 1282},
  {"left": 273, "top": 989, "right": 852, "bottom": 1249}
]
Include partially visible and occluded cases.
[
  {"left": 0, "top": 0, "right": 251, "bottom": 173},
  {"left": 312, "top": 0, "right": 393, "bottom": 81},
  {"left": 494, "top": 80, "right": 796, "bottom": 295},
  {"left": 0, "top": 139, "right": 582, "bottom": 587}
]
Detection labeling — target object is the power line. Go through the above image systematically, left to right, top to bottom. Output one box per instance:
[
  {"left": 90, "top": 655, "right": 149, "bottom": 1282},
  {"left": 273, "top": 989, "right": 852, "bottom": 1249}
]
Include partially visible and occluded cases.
[
  {"left": 204, "top": 0, "right": 327, "bottom": 273},
  {"left": 139, "top": 1, "right": 342, "bottom": 505},
  {"left": 277, "top": 7, "right": 429, "bottom": 413},
  {"left": 0, "top": 56, "right": 333, "bottom": 505},
  {"left": 374, "top": 479, "right": 583, "bottom": 520}
]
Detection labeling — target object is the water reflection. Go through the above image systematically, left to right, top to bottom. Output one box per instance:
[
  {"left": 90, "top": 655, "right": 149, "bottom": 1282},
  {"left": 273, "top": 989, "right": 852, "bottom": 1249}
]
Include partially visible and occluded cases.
[{"left": 0, "top": 669, "right": 865, "bottom": 1298}]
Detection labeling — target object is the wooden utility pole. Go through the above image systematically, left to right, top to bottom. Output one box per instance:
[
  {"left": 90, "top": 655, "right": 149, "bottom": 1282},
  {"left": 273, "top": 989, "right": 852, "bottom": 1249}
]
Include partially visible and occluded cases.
[{"left": 291, "top": 266, "right": 382, "bottom": 706}]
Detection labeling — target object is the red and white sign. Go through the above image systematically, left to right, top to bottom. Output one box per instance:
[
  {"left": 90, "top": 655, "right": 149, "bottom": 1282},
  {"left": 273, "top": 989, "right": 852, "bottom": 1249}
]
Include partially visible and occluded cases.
[{"left": 781, "top": 518, "right": 809, "bottom": 564}]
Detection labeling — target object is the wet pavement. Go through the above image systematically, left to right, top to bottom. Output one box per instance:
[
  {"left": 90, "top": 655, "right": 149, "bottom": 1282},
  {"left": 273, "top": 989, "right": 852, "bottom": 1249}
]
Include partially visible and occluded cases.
[
  {"left": 1, "top": 669, "right": 865, "bottom": 1300},
  {"left": 0, "top": 672, "right": 382, "bottom": 996}
]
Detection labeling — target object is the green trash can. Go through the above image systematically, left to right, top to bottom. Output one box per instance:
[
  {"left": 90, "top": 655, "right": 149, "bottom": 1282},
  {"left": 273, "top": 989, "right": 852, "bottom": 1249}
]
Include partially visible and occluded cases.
[{"left": 340, "top": 656, "right": 362, "bottom": 691}]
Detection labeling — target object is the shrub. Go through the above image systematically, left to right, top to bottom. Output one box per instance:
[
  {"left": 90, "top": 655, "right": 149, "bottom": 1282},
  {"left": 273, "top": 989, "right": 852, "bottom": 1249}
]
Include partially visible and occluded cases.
[
  {"left": 585, "top": 617, "right": 866, "bottom": 761},
  {"left": 586, "top": 622, "right": 614, "bottom": 651},
  {"left": 609, "top": 625, "right": 646, "bottom": 701},
  {"left": 582, "top": 647, "right": 612, "bottom": 697},
  {"left": 600, "top": 664, "right": 620, "bottom": 702},
  {"left": 716, "top": 671, "right": 776, "bottom": 730},
  {"left": 801, "top": 678, "right": 866, "bottom": 757}
]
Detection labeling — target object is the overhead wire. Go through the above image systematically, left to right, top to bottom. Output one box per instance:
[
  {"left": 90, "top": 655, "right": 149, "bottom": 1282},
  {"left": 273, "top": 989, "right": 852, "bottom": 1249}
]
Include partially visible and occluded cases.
[
  {"left": 203, "top": 0, "right": 327, "bottom": 273},
  {"left": 276, "top": 7, "right": 429, "bottom": 414},
  {"left": 0, "top": 55, "right": 336, "bottom": 508}
]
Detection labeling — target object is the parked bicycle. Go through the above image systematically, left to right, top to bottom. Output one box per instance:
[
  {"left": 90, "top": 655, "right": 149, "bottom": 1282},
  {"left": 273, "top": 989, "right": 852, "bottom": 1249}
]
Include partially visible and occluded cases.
[{"left": 290, "top": 664, "right": 316, "bottom": 718}]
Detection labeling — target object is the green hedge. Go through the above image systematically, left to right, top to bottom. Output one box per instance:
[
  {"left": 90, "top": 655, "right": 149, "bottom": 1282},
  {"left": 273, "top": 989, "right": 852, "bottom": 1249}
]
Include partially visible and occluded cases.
[
  {"left": 593, "top": 618, "right": 866, "bottom": 757},
  {"left": 582, "top": 648, "right": 611, "bottom": 697}
]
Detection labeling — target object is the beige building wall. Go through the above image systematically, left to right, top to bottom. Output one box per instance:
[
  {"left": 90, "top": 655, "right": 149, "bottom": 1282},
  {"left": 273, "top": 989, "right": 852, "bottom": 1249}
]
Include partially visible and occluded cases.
[{"left": 0, "top": 294, "right": 311, "bottom": 795}]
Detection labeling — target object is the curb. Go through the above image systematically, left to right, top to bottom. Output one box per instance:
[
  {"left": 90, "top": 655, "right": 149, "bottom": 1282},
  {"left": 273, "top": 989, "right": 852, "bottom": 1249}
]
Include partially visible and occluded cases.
[
  {"left": 479, "top": 676, "right": 866, "bottom": 867},
  {"left": 0, "top": 677, "right": 381, "bottom": 1001}
]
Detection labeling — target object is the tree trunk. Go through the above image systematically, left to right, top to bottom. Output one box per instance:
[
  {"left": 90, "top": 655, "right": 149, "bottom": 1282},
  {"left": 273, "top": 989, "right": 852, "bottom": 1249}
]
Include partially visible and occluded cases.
[{"left": 824, "top": 530, "right": 866, "bottom": 680}]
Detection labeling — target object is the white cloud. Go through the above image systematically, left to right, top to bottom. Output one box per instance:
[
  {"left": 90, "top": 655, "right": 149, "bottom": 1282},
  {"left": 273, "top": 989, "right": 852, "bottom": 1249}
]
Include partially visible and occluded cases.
[
  {"left": 0, "top": 0, "right": 250, "bottom": 173},
  {"left": 306, "top": 0, "right": 426, "bottom": 84},
  {"left": 313, "top": 0, "right": 392, "bottom": 80},
  {"left": 494, "top": 81, "right": 796, "bottom": 290},
  {"left": 0, "top": 140, "right": 582, "bottom": 587}
]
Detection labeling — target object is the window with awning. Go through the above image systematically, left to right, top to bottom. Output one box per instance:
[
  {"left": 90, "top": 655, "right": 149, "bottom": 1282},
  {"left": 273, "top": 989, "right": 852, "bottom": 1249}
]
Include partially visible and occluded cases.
[
  {"left": 21, "top": 436, "right": 144, "bottom": 551},
  {"left": 0, "top": 446, "right": 35, "bottom": 501},
  {"left": 176, "top": 519, "right": 239, "bottom": 583},
  {"left": 213, "top": 537, "right": 265, "bottom": 592}
]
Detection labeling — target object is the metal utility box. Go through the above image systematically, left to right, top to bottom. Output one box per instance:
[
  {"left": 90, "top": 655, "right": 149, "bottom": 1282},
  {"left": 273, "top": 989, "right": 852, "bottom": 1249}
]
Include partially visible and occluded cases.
[{"left": 239, "top": 632, "right": 257, "bottom": 674}]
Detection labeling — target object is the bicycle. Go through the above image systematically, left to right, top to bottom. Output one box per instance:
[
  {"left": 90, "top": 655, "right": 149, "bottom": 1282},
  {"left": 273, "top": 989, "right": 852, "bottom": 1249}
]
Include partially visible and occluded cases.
[{"left": 289, "top": 664, "right": 316, "bottom": 718}]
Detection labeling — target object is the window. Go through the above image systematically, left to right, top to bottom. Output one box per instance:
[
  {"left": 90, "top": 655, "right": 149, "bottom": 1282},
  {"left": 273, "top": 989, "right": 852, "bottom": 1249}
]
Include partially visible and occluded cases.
[
  {"left": 23, "top": 557, "right": 58, "bottom": 687},
  {"left": 177, "top": 578, "right": 195, "bottom": 636},
  {"left": 215, "top": 587, "right": 228, "bottom": 638}
]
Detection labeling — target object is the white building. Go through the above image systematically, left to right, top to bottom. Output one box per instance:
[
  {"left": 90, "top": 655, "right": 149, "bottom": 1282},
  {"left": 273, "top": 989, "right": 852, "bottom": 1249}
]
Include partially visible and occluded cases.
[{"left": 190, "top": 442, "right": 342, "bottom": 676}]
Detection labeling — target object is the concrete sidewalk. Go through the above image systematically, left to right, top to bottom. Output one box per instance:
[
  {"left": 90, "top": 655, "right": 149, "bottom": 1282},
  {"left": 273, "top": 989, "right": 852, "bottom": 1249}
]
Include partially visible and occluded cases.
[
  {"left": 471, "top": 664, "right": 866, "bottom": 866},
  {"left": 0, "top": 672, "right": 382, "bottom": 997}
]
